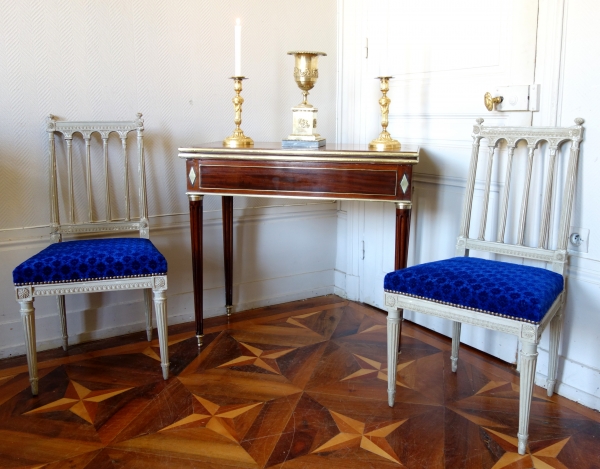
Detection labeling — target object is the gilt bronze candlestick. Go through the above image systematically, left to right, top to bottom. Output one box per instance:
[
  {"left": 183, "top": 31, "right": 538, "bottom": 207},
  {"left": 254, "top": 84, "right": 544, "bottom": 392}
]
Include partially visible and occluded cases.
[
  {"left": 223, "top": 76, "right": 254, "bottom": 148},
  {"left": 369, "top": 76, "right": 400, "bottom": 151}
]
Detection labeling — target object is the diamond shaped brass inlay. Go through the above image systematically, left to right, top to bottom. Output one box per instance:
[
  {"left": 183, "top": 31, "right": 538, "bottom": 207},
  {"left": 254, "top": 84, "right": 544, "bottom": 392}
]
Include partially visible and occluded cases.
[
  {"left": 189, "top": 167, "right": 197, "bottom": 186},
  {"left": 400, "top": 174, "right": 409, "bottom": 194}
]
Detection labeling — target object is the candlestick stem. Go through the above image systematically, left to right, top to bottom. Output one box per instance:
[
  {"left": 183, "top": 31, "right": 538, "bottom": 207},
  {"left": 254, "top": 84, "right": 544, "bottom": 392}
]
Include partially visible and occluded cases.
[
  {"left": 223, "top": 76, "right": 254, "bottom": 148},
  {"left": 369, "top": 76, "right": 400, "bottom": 151}
]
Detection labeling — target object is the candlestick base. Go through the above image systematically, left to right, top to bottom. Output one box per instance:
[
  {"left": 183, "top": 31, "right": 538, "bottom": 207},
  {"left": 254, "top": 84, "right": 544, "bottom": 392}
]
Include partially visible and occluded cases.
[
  {"left": 223, "top": 130, "right": 254, "bottom": 148},
  {"left": 369, "top": 131, "right": 400, "bottom": 151}
]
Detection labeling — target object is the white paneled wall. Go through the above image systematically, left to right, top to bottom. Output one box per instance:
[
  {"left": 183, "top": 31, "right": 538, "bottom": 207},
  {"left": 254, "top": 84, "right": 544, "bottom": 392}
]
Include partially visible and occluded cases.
[
  {"left": 0, "top": 0, "right": 338, "bottom": 358},
  {"left": 335, "top": 0, "right": 600, "bottom": 411},
  {"left": 530, "top": 0, "right": 600, "bottom": 410}
]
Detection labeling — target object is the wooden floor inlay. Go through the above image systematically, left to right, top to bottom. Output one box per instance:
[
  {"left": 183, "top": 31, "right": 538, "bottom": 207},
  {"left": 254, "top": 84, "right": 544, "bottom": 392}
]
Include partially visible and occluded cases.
[{"left": 0, "top": 295, "right": 599, "bottom": 468}]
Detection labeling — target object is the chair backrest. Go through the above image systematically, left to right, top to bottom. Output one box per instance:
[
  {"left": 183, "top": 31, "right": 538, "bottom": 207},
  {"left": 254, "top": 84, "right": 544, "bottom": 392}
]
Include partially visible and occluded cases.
[
  {"left": 46, "top": 114, "right": 149, "bottom": 242},
  {"left": 456, "top": 118, "right": 584, "bottom": 276}
]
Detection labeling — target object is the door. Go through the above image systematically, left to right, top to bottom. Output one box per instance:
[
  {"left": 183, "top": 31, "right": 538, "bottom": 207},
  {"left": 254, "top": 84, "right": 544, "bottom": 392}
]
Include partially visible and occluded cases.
[{"left": 339, "top": 0, "right": 540, "bottom": 362}]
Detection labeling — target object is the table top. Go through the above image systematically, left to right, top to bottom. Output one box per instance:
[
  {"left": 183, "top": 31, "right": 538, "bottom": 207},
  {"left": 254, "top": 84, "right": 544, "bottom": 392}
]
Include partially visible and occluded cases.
[{"left": 179, "top": 142, "right": 420, "bottom": 164}]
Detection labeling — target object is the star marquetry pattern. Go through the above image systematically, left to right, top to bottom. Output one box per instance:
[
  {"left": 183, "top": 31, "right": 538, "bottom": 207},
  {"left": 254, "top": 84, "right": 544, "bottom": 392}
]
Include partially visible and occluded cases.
[
  {"left": 286, "top": 311, "right": 321, "bottom": 330},
  {"left": 359, "top": 324, "right": 386, "bottom": 334},
  {"left": 142, "top": 336, "right": 189, "bottom": 362},
  {"left": 217, "top": 341, "right": 296, "bottom": 374},
  {"left": 341, "top": 353, "right": 413, "bottom": 387},
  {"left": 24, "top": 380, "right": 131, "bottom": 424},
  {"left": 160, "top": 394, "right": 261, "bottom": 443},
  {"left": 313, "top": 410, "right": 407, "bottom": 464},
  {"left": 483, "top": 428, "right": 571, "bottom": 469}
]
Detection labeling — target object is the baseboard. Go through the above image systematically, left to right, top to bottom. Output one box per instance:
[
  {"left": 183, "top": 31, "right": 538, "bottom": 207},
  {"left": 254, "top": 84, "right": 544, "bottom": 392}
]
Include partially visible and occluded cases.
[
  {"left": 0, "top": 270, "right": 336, "bottom": 359},
  {"left": 535, "top": 347, "right": 600, "bottom": 411}
]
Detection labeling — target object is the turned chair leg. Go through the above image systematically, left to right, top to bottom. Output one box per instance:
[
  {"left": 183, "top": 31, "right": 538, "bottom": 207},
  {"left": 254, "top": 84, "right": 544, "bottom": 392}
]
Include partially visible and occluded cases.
[
  {"left": 144, "top": 289, "right": 153, "bottom": 341},
  {"left": 152, "top": 289, "right": 169, "bottom": 380},
  {"left": 57, "top": 295, "right": 68, "bottom": 351},
  {"left": 19, "top": 299, "right": 39, "bottom": 395},
  {"left": 387, "top": 308, "right": 401, "bottom": 407},
  {"left": 547, "top": 313, "right": 563, "bottom": 397},
  {"left": 451, "top": 321, "right": 461, "bottom": 372},
  {"left": 517, "top": 340, "right": 538, "bottom": 455}
]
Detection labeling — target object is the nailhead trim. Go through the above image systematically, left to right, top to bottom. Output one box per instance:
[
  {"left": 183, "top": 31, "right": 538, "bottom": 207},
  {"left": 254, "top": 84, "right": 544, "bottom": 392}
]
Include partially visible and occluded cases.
[
  {"left": 15, "top": 272, "right": 167, "bottom": 287},
  {"left": 384, "top": 289, "right": 540, "bottom": 325}
]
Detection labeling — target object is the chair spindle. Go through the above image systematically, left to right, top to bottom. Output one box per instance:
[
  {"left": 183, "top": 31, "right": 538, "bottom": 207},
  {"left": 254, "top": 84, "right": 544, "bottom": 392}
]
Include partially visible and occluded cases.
[
  {"left": 137, "top": 126, "right": 148, "bottom": 223},
  {"left": 48, "top": 131, "right": 60, "bottom": 229},
  {"left": 459, "top": 131, "right": 483, "bottom": 240},
  {"left": 85, "top": 137, "right": 93, "bottom": 222},
  {"left": 103, "top": 137, "right": 111, "bottom": 222},
  {"left": 122, "top": 137, "right": 130, "bottom": 221},
  {"left": 66, "top": 138, "right": 75, "bottom": 224},
  {"left": 478, "top": 145, "right": 496, "bottom": 241},
  {"left": 517, "top": 145, "right": 537, "bottom": 245},
  {"left": 556, "top": 145, "right": 581, "bottom": 251},
  {"left": 496, "top": 146, "right": 515, "bottom": 243},
  {"left": 538, "top": 147, "right": 558, "bottom": 249}
]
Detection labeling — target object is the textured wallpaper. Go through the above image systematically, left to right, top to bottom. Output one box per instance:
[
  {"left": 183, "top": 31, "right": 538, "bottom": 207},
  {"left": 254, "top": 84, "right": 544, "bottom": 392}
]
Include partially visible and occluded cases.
[{"left": 0, "top": 0, "right": 338, "bottom": 230}]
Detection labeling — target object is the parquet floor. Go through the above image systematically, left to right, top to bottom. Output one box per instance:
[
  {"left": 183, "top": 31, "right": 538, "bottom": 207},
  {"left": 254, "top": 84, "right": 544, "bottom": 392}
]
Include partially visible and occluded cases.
[{"left": 0, "top": 295, "right": 599, "bottom": 469}]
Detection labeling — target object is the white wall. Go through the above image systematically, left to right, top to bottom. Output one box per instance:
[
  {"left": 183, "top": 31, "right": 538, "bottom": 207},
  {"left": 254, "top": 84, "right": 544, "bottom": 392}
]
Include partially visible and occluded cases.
[
  {"left": 0, "top": 0, "right": 338, "bottom": 358},
  {"left": 335, "top": 0, "right": 600, "bottom": 411},
  {"left": 531, "top": 0, "right": 600, "bottom": 410}
]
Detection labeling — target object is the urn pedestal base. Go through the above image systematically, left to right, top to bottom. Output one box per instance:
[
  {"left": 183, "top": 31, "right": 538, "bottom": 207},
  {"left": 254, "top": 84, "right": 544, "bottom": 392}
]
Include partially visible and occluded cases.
[{"left": 282, "top": 106, "right": 325, "bottom": 148}]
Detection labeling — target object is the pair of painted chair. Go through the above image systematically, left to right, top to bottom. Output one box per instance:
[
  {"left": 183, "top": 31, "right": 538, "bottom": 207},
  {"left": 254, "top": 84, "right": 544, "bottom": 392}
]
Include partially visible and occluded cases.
[
  {"left": 13, "top": 115, "right": 170, "bottom": 396},
  {"left": 384, "top": 118, "right": 584, "bottom": 454}
]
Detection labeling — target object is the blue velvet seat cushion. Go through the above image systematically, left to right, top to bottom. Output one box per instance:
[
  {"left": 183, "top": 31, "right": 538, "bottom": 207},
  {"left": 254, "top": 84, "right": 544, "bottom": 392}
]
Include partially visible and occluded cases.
[
  {"left": 13, "top": 238, "right": 167, "bottom": 286},
  {"left": 384, "top": 257, "right": 563, "bottom": 324}
]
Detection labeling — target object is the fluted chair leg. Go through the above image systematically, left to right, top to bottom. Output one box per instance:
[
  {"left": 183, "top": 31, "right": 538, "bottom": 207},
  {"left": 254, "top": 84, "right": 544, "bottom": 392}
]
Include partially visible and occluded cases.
[
  {"left": 144, "top": 289, "right": 153, "bottom": 341},
  {"left": 153, "top": 289, "right": 169, "bottom": 380},
  {"left": 57, "top": 295, "right": 68, "bottom": 351},
  {"left": 19, "top": 299, "right": 39, "bottom": 395},
  {"left": 387, "top": 308, "right": 401, "bottom": 407},
  {"left": 547, "top": 313, "right": 563, "bottom": 397},
  {"left": 451, "top": 321, "right": 461, "bottom": 372},
  {"left": 517, "top": 340, "right": 538, "bottom": 455}
]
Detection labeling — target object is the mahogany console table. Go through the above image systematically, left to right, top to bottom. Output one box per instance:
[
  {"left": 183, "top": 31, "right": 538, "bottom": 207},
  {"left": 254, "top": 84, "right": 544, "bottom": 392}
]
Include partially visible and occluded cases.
[{"left": 179, "top": 142, "right": 420, "bottom": 346}]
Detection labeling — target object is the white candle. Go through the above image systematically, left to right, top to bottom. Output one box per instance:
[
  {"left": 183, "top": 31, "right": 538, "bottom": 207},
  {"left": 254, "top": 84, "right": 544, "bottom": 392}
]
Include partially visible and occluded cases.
[{"left": 234, "top": 18, "right": 241, "bottom": 76}]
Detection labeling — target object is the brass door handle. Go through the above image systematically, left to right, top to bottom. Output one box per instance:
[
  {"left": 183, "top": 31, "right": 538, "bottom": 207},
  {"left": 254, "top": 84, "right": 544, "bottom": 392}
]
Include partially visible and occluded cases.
[{"left": 484, "top": 92, "right": 503, "bottom": 111}]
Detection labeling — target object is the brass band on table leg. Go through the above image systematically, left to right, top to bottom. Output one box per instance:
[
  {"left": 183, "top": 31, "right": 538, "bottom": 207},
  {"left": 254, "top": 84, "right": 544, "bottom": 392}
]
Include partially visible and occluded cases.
[
  {"left": 226, "top": 305, "right": 233, "bottom": 317},
  {"left": 197, "top": 334, "right": 204, "bottom": 347}
]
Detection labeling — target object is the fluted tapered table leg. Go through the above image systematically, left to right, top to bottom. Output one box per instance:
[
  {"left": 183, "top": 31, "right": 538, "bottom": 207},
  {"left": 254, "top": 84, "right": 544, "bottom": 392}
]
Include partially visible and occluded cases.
[
  {"left": 189, "top": 194, "right": 204, "bottom": 347},
  {"left": 222, "top": 196, "right": 234, "bottom": 317},
  {"left": 394, "top": 201, "right": 412, "bottom": 354},
  {"left": 153, "top": 288, "right": 169, "bottom": 380},
  {"left": 19, "top": 298, "right": 38, "bottom": 395},
  {"left": 387, "top": 308, "right": 401, "bottom": 406},
  {"left": 547, "top": 312, "right": 563, "bottom": 396},
  {"left": 517, "top": 340, "right": 538, "bottom": 455}
]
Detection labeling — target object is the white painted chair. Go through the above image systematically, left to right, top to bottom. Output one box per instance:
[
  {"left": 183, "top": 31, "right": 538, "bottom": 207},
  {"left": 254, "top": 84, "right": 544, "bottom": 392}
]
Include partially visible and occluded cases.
[
  {"left": 13, "top": 114, "right": 169, "bottom": 395},
  {"left": 384, "top": 118, "right": 584, "bottom": 454}
]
